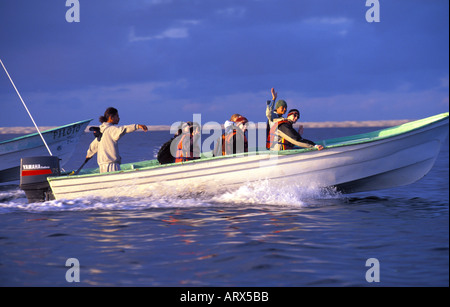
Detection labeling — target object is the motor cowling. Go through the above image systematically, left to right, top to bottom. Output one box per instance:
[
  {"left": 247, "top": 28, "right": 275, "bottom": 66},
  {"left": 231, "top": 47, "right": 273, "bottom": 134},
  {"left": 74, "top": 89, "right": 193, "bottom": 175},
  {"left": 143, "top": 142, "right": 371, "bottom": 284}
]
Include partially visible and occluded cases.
[{"left": 20, "top": 156, "right": 60, "bottom": 203}]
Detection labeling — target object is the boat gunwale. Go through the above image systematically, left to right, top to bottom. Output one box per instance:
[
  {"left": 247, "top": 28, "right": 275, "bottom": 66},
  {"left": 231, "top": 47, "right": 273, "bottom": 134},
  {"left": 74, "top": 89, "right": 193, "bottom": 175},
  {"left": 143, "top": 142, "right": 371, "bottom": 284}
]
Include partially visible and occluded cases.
[
  {"left": 48, "top": 112, "right": 449, "bottom": 182},
  {"left": 0, "top": 119, "right": 93, "bottom": 146}
]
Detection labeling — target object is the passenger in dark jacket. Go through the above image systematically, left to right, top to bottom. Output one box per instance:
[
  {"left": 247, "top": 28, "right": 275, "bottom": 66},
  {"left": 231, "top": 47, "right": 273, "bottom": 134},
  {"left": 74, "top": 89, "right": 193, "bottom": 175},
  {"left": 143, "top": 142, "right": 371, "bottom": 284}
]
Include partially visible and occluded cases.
[{"left": 268, "top": 109, "right": 324, "bottom": 151}]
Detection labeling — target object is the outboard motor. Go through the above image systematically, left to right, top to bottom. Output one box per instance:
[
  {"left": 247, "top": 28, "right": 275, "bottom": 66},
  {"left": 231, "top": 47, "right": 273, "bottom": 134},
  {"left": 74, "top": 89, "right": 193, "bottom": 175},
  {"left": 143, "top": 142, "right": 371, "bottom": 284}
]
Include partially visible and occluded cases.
[{"left": 20, "top": 156, "right": 60, "bottom": 203}]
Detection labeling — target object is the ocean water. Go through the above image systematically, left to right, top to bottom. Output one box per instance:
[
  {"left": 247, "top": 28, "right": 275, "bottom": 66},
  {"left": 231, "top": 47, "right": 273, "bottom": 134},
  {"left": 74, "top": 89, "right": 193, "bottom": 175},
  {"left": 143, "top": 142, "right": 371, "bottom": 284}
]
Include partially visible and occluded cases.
[{"left": 0, "top": 127, "right": 448, "bottom": 288}]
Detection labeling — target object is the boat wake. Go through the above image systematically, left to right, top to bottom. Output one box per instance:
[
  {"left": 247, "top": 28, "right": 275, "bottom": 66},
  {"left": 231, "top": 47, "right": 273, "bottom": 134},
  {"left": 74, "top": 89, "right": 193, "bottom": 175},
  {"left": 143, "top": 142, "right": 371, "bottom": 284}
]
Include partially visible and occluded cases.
[
  {"left": 211, "top": 179, "right": 342, "bottom": 207},
  {"left": 0, "top": 180, "right": 343, "bottom": 214}
]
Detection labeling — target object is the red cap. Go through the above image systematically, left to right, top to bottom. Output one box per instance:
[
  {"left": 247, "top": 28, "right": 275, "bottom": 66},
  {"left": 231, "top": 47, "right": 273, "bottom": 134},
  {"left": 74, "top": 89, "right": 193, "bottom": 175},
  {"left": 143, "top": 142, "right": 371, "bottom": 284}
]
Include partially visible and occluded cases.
[{"left": 234, "top": 116, "right": 248, "bottom": 124}]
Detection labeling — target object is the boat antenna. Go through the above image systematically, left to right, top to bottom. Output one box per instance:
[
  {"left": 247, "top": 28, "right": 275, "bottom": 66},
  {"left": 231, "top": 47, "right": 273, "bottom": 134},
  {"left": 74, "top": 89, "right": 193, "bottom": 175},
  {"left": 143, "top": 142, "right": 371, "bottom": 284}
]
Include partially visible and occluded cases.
[{"left": 0, "top": 59, "right": 53, "bottom": 156}]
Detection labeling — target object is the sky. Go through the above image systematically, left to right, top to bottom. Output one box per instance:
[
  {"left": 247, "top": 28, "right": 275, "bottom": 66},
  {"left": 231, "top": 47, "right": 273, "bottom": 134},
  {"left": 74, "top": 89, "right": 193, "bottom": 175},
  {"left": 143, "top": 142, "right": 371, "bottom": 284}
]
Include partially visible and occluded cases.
[{"left": 0, "top": 0, "right": 448, "bottom": 127}]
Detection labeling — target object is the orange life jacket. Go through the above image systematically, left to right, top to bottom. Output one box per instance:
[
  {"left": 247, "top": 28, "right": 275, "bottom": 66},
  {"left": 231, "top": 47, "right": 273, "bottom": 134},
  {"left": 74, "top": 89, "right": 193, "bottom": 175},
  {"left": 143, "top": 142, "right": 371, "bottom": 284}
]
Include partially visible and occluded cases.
[
  {"left": 266, "top": 120, "right": 293, "bottom": 150},
  {"left": 225, "top": 130, "right": 248, "bottom": 155},
  {"left": 220, "top": 133, "right": 226, "bottom": 156},
  {"left": 175, "top": 135, "right": 195, "bottom": 163}
]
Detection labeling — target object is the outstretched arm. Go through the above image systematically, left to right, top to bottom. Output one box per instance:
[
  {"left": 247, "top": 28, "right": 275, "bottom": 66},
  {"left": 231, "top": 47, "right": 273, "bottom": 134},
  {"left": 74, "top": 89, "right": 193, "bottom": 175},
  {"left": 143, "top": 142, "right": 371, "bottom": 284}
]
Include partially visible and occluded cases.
[
  {"left": 137, "top": 124, "right": 148, "bottom": 132},
  {"left": 278, "top": 124, "right": 321, "bottom": 149}
]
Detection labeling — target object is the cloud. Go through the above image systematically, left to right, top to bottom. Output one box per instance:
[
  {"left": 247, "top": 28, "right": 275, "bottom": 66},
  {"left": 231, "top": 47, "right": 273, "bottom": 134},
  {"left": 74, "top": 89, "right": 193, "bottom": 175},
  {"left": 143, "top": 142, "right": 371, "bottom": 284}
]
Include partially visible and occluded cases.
[
  {"left": 0, "top": 0, "right": 448, "bottom": 127},
  {"left": 127, "top": 0, "right": 173, "bottom": 8},
  {"left": 143, "top": 0, "right": 172, "bottom": 4},
  {"left": 215, "top": 7, "right": 247, "bottom": 18},
  {"left": 301, "top": 16, "right": 354, "bottom": 37},
  {"left": 303, "top": 17, "right": 353, "bottom": 25},
  {"left": 129, "top": 20, "right": 200, "bottom": 42},
  {"left": 129, "top": 26, "right": 188, "bottom": 41},
  {"left": 1, "top": 80, "right": 188, "bottom": 126},
  {"left": 281, "top": 86, "right": 449, "bottom": 122}
]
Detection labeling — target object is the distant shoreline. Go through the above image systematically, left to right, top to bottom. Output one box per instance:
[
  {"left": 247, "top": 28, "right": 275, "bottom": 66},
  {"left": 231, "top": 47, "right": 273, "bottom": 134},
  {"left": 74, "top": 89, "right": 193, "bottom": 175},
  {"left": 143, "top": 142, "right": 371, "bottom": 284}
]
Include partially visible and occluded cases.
[{"left": 0, "top": 119, "right": 412, "bottom": 134}]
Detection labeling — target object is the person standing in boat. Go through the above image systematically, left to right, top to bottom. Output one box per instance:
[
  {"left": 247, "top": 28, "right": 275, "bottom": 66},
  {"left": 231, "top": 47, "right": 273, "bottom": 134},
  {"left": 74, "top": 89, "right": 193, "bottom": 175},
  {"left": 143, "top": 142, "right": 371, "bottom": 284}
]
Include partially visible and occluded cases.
[
  {"left": 86, "top": 107, "right": 148, "bottom": 173},
  {"left": 267, "top": 109, "right": 324, "bottom": 151}
]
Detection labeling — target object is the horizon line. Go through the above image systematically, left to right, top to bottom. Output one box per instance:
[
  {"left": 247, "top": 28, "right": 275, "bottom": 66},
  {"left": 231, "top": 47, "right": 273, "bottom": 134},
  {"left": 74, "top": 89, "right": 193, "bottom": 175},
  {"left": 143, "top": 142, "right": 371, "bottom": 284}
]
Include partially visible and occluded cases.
[{"left": 0, "top": 119, "right": 412, "bottom": 134}]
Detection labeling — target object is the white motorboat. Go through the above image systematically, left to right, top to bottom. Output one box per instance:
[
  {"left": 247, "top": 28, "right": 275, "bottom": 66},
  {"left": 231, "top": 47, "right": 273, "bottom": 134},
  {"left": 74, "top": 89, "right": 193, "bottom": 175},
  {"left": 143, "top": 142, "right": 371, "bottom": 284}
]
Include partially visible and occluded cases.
[
  {"left": 22, "top": 113, "right": 449, "bottom": 202},
  {"left": 0, "top": 119, "right": 92, "bottom": 183}
]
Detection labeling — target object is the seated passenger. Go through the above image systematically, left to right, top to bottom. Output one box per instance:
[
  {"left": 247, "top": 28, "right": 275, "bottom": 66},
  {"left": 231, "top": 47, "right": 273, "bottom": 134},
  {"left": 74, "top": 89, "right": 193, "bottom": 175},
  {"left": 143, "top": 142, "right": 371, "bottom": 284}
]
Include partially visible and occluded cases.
[
  {"left": 265, "top": 88, "right": 287, "bottom": 149},
  {"left": 266, "top": 88, "right": 287, "bottom": 127},
  {"left": 267, "top": 109, "right": 324, "bottom": 151},
  {"left": 224, "top": 113, "right": 242, "bottom": 135},
  {"left": 213, "top": 115, "right": 248, "bottom": 156},
  {"left": 224, "top": 115, "right": 249, "bottom": 155},
  {"left": 174, "top": 121, "right": 201, "bottom": 163},
  {"left": 157, "top": 126, "right": 182, "bottom": 165}
]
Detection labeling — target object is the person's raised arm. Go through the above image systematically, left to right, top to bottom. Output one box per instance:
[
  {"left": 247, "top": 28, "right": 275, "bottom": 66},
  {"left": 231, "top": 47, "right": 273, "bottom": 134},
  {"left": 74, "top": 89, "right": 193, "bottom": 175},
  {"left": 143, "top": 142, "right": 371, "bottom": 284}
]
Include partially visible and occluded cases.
[
  {"left": 266, "top": 87, "right": 278, "bottom": 121},
  {"left": 271, "top": 87, "right": 277, "bottom": 101}
]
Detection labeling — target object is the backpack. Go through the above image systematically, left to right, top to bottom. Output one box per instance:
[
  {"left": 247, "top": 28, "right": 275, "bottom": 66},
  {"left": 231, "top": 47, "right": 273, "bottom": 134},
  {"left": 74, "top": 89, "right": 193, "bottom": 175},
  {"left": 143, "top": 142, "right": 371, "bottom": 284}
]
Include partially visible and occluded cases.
[{"left": 157, "top": 137, "right": 176, "bottom": 164}]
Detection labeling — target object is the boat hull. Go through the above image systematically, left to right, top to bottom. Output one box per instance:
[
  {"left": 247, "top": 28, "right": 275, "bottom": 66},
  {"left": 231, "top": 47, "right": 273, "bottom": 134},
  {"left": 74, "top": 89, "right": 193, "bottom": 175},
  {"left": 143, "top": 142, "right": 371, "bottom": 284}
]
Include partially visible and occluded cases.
[
  {"left": 47, "top": 114, "right": 449, "bottom": 200},
  {"left": 0, "top": 119, "right": 92, "bottom": 183}
]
